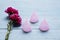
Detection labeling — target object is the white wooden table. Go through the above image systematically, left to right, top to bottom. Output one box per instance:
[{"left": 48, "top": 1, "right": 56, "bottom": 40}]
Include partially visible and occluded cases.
[{"left": 0, "top": 0, "right": 60, "bottom": 40}]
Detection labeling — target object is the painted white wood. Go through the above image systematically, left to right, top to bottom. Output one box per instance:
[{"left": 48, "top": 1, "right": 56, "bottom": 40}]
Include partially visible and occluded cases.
[{"left": 0, "top": 0, "right": 60, "bottom": 40}]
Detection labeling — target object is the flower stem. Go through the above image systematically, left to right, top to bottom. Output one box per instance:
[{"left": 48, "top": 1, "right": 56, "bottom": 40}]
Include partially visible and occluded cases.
[{"left": 5, "top": 20, "right": 13, "bottom": 40}]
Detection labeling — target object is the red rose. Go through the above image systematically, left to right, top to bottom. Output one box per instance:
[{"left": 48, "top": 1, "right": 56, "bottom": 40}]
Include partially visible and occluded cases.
[
  {"left": 5, "top": 7, "right": 18, "bottom": 15},
  {"left": 9, "top": 14, "right": 19, "bottom": 20},
  {"left": 10, "top": 14, "right": 22, "bottom": 25},
  {"left": 16, "top": 17, "right": 22, "bottom": 24}
]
